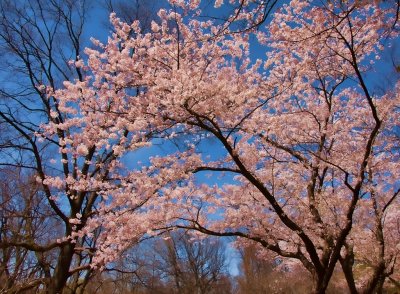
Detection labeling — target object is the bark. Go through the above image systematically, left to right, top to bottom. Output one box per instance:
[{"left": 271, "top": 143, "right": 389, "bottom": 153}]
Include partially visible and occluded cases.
[
  {"left": 46, "top": 243, "right": 75, "bottom": 294},
  {"left": 340, "top": 246, "right": 358, "bottom": 294},
  {"left": 363, "top": 263, "right": 386, "bottom": 294},
  {"left": 313, "top": 274, "right": 329, "bottom": 294}
]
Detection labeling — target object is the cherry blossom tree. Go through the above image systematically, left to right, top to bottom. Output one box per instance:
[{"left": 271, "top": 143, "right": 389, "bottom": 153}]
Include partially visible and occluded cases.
[
  {"left": 0, "top": 0, "right": 163, "bottom": 292},
  {"left": 46, "top": 0, "right": 399, "bottom": 293},
  {"left": 347, "top": 189, "right": 400, "bottom": 292}
]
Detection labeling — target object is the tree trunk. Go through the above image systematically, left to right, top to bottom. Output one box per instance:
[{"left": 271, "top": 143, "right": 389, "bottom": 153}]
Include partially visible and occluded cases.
[
  {"left": 47, "top": 243, "right": 75, "bottom": 294},
  {"left": 340, "top": 253, "right": 358, "bottom": 294},
  {"left": 363, "top": 263, "right": 385, "bottom": 294},
  {"left": 312, "top": 271, "right": 329, "bottom": 294},
  {"left": 313, "top": 282, "right": 329, "bottom": 294}
]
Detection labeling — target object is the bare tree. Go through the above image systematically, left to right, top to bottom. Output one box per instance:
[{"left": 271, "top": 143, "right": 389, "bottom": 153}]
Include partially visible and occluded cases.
[
  {"left": 0, "top": 0, "right": 99, "bottom": 292},
  {"left": 104, "top": 0, "right": 160, "bottom": 32},
  {"left": 0, "top": 167, "right": 60, "bottom": 293},
  {"left": 86, "top": 231, "right": 232, "bottom": 294},
  {"left": 152, "top": 231, "right": 230, "bottom": 294},
  {"left": 236, "top": 245, "right": 276, "bottom": 294}
]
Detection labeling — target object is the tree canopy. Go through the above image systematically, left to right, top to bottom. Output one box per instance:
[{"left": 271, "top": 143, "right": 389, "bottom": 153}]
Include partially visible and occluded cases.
[{"left": 1, "top": 0, "right": 399, "bottom": 293}]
